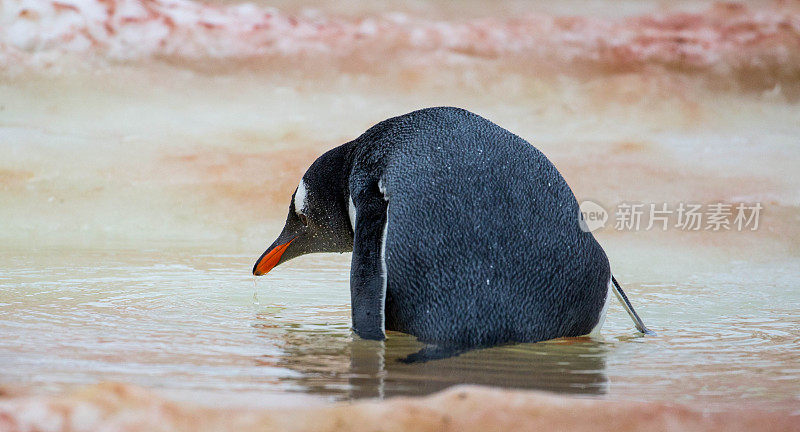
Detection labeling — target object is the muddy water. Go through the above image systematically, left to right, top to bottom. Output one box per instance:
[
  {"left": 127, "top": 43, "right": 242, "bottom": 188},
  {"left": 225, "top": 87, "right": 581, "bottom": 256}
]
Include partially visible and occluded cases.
[
  {"left": 2, "top": 0, "right": 800, "bottom": 415},
  {"left": 1, "top": 243, "right": 798, "bottom": 412}
]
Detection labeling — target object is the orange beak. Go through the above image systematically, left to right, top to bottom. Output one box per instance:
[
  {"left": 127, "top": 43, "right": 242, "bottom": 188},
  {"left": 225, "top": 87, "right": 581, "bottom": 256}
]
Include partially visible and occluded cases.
[{"left": 253, "top": 238, "right": 295, "bottom": 276}]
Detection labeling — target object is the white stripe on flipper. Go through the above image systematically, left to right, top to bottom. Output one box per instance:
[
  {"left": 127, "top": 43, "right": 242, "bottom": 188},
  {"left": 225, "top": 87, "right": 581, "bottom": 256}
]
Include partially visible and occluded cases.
[
  {"left": 379, "top": 177, "right": 388, "bottom": 337},
  {"left": 294, "top": 179, "right": 307, "bottom": 215},
  {"left": 348, "top": 195, "right": 356, "bottom": 231},
  {"left": 379, "top": 215, "right": 387, "bottom": 336},
  {"left": 588, "top": 278, "right": 612, "bottom": 337}
]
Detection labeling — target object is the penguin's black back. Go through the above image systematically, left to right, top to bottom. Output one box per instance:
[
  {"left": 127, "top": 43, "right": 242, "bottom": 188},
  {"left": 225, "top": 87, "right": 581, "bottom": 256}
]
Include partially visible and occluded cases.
[{"left": 348, "top": 107, "right": 610, "bottom": 348}]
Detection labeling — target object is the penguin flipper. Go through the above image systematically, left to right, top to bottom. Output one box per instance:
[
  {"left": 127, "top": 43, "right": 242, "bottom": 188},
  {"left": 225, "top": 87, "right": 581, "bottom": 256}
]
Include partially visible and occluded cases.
[{"left": 349, "top": 180, "right": 389, "bottom": 341}]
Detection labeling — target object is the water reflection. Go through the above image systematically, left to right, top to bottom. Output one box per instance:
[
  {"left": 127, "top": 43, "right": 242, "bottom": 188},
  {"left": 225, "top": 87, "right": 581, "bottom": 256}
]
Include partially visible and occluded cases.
[
  {"left": 3, "top": 249, "right": 798, "bottom": 411},
  {"left": 252, "top": 313, "right": 609, "bottom": 401}
]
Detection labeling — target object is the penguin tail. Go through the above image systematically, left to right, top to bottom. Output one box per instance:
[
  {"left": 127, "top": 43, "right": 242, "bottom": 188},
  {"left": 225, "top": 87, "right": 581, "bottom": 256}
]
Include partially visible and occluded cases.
[
  {"left": 611, "top": 275, "right": 656, "bottom": 336},
  {"left": 398, "top": 344, "right": 469, "bottom": 364}
]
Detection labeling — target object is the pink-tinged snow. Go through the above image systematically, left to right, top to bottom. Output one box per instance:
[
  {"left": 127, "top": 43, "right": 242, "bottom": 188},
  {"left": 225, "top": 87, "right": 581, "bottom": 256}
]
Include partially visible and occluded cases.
[
  {"left": 1, "top": 0, "right": 799, "bottom": 74},
  {"left": 0, "top": 383, "right": 798, "bottom": 432}
]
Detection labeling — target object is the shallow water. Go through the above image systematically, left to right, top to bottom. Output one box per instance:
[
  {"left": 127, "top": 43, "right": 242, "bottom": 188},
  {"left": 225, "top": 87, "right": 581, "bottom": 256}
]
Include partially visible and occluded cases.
[
  {"left": 2, "top": 0, "right": 800, "bottom": 416},
  {"left": 1, "top": 244, "right": 798, "bottom": 412}
]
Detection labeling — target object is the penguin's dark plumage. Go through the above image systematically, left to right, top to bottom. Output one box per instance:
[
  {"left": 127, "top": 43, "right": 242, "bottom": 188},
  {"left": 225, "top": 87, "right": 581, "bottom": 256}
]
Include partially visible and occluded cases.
[{"left": 254, "top": 107, "right": 651, "bottom": 356}]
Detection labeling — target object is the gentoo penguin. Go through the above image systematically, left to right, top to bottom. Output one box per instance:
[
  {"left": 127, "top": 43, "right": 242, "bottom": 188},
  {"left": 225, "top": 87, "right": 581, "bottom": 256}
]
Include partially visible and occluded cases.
[{"left": 253, "top": 107, "right": 652, "bottom": 357}]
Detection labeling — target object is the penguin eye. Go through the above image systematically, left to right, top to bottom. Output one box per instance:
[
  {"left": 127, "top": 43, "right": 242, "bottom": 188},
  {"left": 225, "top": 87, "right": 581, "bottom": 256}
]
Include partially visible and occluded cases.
[{"left": 298, "top": 213, "right": 309, "bottom": 227}]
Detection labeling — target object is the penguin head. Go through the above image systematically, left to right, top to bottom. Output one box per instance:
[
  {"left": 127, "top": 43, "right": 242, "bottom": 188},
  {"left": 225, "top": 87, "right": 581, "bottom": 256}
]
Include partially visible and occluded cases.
[{"left": 253, "top": 145, "right": 353, "bottom": 276}]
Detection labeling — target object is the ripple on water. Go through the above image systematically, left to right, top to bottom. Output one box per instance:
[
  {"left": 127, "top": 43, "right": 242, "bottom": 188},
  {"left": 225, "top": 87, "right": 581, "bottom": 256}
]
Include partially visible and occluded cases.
[{"left": 0, "top": 248, "right": 798, "bottom": 411}]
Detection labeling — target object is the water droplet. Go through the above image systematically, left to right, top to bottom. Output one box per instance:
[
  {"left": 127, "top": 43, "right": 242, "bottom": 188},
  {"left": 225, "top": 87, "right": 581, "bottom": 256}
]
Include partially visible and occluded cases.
[{"left": 252, "top": 277, "right": 260, "bottom": 306}]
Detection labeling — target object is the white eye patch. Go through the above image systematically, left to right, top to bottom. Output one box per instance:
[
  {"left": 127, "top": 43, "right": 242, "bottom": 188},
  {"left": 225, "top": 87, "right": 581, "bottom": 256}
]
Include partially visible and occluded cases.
[{"left": 294, "top": 179, "right": 308, "bottom": 215}]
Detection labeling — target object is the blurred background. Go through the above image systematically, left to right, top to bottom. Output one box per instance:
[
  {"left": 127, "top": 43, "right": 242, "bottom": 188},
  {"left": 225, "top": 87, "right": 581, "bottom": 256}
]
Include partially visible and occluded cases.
[{"left": 1, "top": 0, "right": 798, "bottom": 413}]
